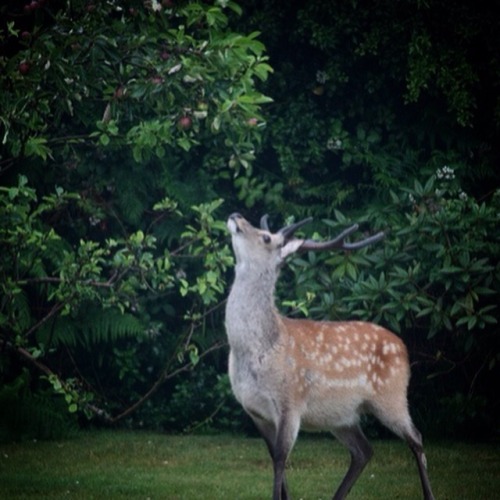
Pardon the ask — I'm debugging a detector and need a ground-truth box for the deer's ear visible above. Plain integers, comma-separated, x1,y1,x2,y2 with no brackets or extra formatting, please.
280,239,304,259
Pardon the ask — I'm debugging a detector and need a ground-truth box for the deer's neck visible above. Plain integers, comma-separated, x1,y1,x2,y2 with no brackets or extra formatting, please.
225,264,281,350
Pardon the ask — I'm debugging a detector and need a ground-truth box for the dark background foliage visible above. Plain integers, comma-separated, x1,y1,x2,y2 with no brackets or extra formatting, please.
1,0,498,441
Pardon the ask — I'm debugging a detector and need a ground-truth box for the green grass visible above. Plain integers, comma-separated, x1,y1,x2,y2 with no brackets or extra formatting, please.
0,431,498,499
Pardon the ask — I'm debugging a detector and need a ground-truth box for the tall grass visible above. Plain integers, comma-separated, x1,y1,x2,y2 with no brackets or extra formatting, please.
0,431,498,499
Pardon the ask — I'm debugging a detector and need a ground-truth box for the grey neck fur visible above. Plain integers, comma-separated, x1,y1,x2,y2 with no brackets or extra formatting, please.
226,260,281,350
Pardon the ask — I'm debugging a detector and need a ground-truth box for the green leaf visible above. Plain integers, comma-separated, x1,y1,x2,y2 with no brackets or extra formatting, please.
211,115,221,132
237,93,273,105
24,137,52,160
99,133,110,146
253,63,274,81
189,346,199,366
177,137,192,151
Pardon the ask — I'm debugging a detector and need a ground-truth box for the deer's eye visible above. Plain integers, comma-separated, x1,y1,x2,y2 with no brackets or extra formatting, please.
262,234,271,244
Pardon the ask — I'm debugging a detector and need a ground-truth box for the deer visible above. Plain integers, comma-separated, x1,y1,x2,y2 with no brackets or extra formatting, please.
225,212,435,500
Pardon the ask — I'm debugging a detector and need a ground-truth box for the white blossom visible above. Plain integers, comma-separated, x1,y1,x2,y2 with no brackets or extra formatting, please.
327,138,343,151
436,165,455,180
89,215,101,226
316,70,329,84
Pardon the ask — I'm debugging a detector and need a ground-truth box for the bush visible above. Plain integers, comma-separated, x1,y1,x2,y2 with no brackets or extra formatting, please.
285,170,499,435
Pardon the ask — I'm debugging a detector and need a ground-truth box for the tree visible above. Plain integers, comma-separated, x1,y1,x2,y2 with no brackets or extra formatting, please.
233,0,499,212
0,0,272,433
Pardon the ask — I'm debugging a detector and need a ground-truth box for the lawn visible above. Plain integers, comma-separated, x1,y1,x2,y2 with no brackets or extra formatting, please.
0,431,498,499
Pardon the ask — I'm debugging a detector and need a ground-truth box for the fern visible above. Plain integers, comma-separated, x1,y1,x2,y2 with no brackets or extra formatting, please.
37,303,144,348
84,306,144,345
113,164,152,225
8,290,32,335
0,373,78,442
0,393,78,442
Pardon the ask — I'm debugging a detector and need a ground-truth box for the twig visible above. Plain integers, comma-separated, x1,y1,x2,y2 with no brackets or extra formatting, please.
24,302,67,338
109,341,226,423
185,397,228,434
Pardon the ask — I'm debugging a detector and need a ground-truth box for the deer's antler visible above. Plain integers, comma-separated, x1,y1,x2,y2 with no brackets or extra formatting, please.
299,224,385,252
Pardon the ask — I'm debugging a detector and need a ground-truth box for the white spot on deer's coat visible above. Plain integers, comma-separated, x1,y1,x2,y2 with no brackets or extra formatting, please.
341,357,352,368
383,342,399,355
322,353,333,364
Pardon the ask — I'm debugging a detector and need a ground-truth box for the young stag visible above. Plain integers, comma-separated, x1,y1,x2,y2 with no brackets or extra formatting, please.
225,213,435,500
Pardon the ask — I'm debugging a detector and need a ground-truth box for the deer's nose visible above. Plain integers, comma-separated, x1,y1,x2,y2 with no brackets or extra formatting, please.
228,213,244,233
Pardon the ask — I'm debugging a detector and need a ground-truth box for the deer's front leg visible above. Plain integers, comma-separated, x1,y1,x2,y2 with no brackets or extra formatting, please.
253,412,300,500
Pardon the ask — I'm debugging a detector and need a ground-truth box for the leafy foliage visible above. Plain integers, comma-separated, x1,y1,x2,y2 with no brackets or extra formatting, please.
233,0,499,214
0,0,498,438
0,0,269,432
284,170,499,436
0,370,78,442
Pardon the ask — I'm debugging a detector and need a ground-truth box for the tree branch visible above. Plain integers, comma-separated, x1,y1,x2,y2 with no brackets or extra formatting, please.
24,301,67,338
21,270,120,288
109,340,226,423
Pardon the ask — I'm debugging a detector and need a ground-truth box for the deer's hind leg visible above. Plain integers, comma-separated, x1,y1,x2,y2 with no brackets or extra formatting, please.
370,396,435,500
331,425,373,500
404,424,435,500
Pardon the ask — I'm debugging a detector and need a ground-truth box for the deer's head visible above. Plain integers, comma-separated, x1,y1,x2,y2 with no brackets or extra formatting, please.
227,213,310,270
227,213,384,271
